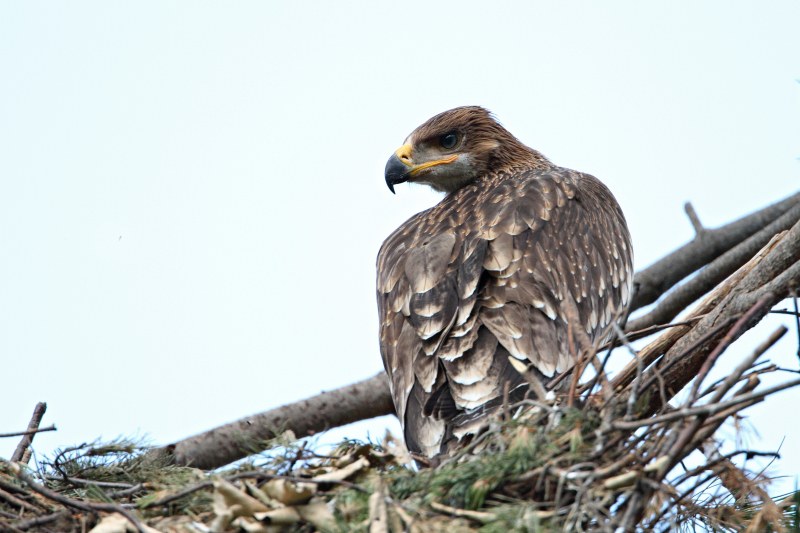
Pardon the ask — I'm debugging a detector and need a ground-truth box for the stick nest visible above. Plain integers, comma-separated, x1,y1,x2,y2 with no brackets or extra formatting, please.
2,323,799,533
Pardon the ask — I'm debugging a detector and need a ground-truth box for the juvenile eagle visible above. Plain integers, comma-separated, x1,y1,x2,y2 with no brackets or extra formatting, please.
377,107,633,458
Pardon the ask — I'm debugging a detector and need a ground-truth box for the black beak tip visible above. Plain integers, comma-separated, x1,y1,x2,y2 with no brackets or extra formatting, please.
385,155,409,194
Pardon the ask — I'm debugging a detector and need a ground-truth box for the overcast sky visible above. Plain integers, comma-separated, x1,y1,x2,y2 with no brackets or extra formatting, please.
1,1,798,493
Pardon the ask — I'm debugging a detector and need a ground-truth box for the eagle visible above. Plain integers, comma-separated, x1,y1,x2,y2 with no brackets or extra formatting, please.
376,106,633,459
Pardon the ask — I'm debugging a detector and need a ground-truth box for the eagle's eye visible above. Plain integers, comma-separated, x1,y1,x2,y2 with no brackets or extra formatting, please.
439,132,459,150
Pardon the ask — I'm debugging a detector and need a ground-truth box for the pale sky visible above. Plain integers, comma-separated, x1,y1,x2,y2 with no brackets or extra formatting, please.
1,1,799,494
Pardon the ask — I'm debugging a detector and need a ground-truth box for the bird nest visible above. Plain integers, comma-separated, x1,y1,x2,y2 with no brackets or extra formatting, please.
1,312,799,533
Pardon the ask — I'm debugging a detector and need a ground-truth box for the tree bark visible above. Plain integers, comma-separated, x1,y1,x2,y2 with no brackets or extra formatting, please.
10,402,47,464
626,200,800,331
145,373,393,470
645,221,800,412
628,190,799,312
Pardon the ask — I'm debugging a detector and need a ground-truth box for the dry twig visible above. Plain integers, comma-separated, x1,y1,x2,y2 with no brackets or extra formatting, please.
10,403,48,464
6,462,148,533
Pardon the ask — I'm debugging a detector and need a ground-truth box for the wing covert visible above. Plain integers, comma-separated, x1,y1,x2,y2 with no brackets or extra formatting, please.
377,167,633,457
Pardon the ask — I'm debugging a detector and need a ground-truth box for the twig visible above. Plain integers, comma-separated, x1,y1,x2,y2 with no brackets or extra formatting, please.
672,448,780,486
143,470,368,508
0,425,57,439
0,477,29,496
769,308,800,317
9,510,71,531
698,326,787,403
574,319,703,400
232,470,368,492
7,462,149,533
611,317,734,396
689,376,763,456
631,318,737,398
614,378,800,435
794,290,800,358
687,297,773,403
107,483,147,500
143,480,213,507
611,235,768,394
0,519,25,533
430,501,494,522
508,357,548,401
0,487,45,513
10,403,47,464
684,202,705,235
615,317,703,344
51,443,96,489
45,475,136,490
581,342,616,400
645,471,720,529
699,443,771,505
612,324,644,420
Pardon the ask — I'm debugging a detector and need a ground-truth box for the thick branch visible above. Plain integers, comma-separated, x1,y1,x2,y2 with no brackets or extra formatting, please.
637,220,800,415
629,191,799,312
609,233,780,393
627,201,800,331
145,372,393,469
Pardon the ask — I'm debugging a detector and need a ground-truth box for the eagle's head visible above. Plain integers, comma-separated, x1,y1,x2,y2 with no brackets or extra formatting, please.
385,106,551,194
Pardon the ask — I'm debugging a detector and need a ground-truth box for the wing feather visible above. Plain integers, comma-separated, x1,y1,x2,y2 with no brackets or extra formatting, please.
377,166,633,457
404,232,456,293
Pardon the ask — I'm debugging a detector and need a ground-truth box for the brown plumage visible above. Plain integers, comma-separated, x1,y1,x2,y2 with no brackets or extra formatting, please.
377,106,633,458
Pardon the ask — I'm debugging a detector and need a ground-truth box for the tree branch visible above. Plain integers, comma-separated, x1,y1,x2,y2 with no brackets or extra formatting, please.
629,190,799,312
633,220,800,415
683,202,705,235
0,425,56,439
145,372,393,469
10,403,47,464
6,462,149,533
143,192,799,471
626,200,800,331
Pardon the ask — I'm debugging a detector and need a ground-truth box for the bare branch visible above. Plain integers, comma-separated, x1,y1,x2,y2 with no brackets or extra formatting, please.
684,202,705,235
630,190,799,312
793,290,800,357
11,511,70,531
9,511,71,532
7,462,148,533
144,372,394,469
613,376,799,431
10,403,47,464
639,220,800,415
698,325,787,402
0,425,56,439
628,201,800,331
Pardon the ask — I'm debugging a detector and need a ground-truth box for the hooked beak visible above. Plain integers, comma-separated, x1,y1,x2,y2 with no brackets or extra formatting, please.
385,144,414,194
385,155,410,194
384,143,458,194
